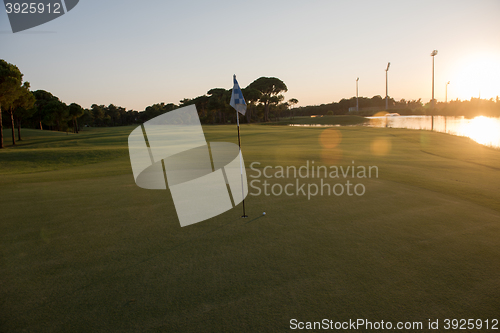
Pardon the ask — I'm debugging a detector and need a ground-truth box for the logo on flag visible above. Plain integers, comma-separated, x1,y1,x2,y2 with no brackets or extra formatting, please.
230,75,247,115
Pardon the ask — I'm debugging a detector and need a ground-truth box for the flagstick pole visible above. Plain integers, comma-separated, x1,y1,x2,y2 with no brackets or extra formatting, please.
236,111,247,218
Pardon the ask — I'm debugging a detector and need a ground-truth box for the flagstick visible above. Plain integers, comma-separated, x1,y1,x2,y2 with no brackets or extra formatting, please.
236,111,248,218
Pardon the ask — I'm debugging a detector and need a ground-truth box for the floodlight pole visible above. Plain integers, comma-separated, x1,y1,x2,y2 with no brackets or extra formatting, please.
356,78,359,111
445,81,450,103
431,50,438,108
385,62,390,110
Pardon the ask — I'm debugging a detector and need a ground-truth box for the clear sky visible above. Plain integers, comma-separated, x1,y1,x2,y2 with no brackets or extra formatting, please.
1,0,499,111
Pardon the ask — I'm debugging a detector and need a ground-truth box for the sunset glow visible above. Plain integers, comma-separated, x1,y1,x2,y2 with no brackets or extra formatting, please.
463,116,500,147
450,54,500,101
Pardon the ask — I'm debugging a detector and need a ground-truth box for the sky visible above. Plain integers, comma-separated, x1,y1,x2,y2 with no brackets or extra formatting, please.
1,0,500,111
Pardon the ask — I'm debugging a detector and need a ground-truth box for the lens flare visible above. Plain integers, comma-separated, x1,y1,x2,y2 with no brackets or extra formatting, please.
319,128,342,149
319,128,343,164
371,138,392,156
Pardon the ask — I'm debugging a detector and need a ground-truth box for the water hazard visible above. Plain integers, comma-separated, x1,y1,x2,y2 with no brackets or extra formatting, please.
366,116,500,149
290,116,500,149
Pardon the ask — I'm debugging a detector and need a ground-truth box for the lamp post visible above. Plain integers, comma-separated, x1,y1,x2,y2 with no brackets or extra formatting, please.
385,62,390,110
445,81,450,103
356,77,359,111
431,50,438,108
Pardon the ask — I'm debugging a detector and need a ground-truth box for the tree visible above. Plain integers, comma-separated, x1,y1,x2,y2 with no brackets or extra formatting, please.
287,98,299,119
105,104,121,127
271,95,285,121
0,60,23,148
124,109,140,125
241,87,262,123
370,95,385,107
116,106,127,126
79,108,94,127
142,102,176,122
32,90,59,130
192,95,209,121
179,98,193,107
11,82,35,142
44,100,69,131
68,103,84,133
91,104,106,126
207,88,231,124
247,77,288,122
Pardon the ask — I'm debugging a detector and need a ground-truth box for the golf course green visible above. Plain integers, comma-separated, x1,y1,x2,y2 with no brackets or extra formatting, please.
1,124,499,332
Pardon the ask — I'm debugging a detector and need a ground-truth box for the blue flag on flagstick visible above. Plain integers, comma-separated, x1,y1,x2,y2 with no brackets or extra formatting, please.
230,75,247,115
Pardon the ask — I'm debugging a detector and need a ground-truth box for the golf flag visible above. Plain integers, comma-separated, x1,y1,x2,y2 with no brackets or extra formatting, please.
230,74,248,217
230,75,247,115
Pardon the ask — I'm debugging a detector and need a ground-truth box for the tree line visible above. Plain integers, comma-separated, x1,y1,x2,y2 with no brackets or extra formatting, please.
293,95,500,118
0,59,300,148
0,60,35,148
146,77,297,124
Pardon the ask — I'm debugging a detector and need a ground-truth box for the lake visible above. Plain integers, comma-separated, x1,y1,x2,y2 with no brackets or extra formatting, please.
366,115,500,149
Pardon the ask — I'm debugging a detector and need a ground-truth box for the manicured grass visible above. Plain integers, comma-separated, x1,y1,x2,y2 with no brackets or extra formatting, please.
1,125,499,332
0,128,131,175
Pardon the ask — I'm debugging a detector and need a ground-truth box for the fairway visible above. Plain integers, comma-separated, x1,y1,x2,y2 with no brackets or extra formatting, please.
1,125,500,332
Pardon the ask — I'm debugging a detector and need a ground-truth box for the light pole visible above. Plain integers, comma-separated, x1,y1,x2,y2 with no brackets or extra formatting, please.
445,81,450,103
385,62,390,110
356,77,359,111
431,50,438,108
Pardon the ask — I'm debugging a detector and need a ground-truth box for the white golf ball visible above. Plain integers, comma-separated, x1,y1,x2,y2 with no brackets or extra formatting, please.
263,212,266,215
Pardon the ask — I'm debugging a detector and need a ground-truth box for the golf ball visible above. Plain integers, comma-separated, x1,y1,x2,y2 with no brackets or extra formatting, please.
263,212,266,215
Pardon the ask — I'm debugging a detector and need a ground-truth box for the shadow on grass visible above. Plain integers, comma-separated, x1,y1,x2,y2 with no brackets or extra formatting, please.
245,215,264,224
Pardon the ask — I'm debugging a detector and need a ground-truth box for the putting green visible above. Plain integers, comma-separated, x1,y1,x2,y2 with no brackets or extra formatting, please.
0,125,499,331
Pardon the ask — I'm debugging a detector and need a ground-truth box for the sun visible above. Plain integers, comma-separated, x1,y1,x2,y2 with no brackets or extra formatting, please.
449,53,500,101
